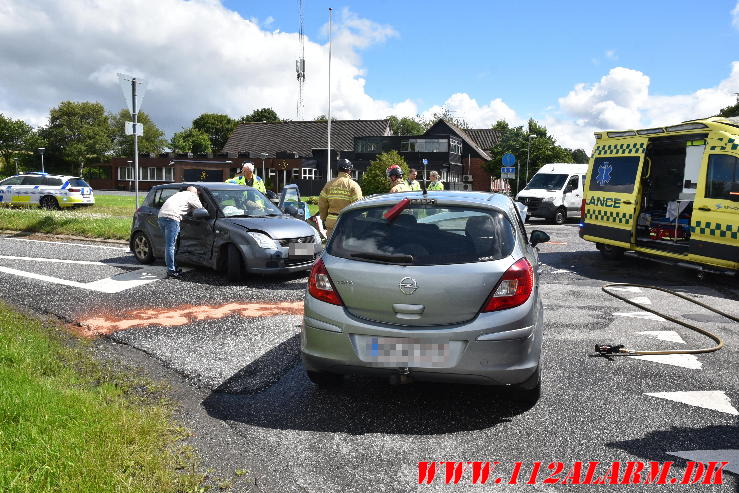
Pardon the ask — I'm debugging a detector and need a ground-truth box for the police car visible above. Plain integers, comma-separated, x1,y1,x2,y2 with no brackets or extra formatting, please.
0,172,95,209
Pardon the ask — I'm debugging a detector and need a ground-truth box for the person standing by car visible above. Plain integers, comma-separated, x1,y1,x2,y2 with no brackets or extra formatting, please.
428,170,444,191
319,159,362,237
387,165,411,193
407,168,421,191
226,162,266,193
157,186,203,278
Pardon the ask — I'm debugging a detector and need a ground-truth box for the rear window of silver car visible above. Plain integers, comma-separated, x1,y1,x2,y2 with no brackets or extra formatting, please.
328,204,515,266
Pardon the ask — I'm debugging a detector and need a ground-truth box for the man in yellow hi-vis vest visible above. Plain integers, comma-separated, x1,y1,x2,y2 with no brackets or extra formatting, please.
225,162,266,193
319,159,363,237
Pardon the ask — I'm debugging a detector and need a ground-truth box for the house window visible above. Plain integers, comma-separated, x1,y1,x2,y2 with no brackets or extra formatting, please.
291,169,300,179
450,138,462,155
301,168,317,180
164,167,174,181
352,170,362,180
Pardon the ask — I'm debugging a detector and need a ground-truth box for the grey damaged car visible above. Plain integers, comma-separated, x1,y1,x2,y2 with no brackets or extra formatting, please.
301,191,549,400
130,183,322,280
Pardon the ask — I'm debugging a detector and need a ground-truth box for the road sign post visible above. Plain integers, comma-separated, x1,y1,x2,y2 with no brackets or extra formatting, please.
117,73,147,208
501,153,517,194
421,158,428,186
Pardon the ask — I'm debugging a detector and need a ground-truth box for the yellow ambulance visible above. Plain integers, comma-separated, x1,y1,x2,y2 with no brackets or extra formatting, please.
580,117,738,275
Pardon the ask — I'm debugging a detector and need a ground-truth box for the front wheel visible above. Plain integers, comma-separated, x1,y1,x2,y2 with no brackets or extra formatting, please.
225,244,244,282
132,232,154,264
553,208,566,225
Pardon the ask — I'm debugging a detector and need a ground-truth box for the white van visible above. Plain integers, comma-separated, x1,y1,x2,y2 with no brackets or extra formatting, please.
515,163,588,224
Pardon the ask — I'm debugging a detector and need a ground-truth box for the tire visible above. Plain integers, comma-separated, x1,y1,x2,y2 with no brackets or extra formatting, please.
511,366,541,403
225,244,244,282
131,231,154,264
39,196,60,210
306,370,343,388
553,208,566,225
599,243,625,260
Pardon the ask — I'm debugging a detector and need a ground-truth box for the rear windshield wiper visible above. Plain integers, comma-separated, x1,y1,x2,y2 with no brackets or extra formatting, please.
349,252,414,264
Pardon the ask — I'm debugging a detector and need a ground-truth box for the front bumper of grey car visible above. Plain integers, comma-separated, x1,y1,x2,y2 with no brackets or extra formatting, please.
301,292,543,386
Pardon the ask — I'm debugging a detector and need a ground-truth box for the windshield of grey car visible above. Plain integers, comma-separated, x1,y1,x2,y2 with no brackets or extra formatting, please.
209,189,283,217
328,205,515,265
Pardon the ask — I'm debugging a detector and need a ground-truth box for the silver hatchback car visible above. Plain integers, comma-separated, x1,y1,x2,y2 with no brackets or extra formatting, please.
301,191,549,400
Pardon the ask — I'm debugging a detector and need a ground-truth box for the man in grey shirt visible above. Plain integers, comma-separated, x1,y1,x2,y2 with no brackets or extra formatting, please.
158,186,203,278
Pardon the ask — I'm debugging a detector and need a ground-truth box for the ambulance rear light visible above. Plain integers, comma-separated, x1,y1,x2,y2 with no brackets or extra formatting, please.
665,122,708,132
606,130,636,138
637,127,665,135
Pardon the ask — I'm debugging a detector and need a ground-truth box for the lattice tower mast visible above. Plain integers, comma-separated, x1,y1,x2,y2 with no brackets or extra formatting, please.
296,0,306,119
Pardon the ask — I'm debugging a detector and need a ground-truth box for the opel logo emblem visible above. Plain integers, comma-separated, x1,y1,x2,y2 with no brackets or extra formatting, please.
399,277,417,295
297,238,304,243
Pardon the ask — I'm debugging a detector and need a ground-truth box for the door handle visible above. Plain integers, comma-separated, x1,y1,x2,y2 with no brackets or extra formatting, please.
393,304,425,314
622,200,633,205
698,206,711,211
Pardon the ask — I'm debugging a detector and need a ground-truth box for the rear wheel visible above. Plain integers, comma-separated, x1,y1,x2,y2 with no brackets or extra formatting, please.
132,231,154,264
599,243,625,260
225,244,244,282
306,370,343,388
553,208,566,225
39,196,59,210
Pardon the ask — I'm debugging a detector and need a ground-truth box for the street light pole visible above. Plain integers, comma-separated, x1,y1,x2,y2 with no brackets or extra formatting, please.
259,152,268,186
38,147,45,173
14,157,19,174
525,135,536,185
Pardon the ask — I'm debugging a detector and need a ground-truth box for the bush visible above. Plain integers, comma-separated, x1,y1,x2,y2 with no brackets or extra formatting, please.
360,150,410,195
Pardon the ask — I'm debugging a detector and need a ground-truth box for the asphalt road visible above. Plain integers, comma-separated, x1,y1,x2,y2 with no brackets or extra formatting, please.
0,224,737,492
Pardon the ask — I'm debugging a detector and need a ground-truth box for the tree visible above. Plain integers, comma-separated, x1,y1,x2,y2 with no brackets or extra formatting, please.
40,101,113,175
718,101,739,118
420,107,469,130
0,114,44,175
481,119,574,194
387,115,424,136
312,114,336,122
238,107,281,124
170,127,212,154
360,150,410,195
571,148,590,164
110,109,168,157
192,113,237,152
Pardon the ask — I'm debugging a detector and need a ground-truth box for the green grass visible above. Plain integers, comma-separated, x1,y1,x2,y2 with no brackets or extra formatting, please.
0,208,131,240
0,304,205,492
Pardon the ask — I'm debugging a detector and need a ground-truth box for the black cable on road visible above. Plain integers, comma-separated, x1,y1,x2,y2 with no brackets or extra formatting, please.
594,283,738,356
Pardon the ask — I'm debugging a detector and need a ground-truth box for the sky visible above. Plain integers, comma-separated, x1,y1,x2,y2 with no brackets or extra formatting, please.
0,0,738,152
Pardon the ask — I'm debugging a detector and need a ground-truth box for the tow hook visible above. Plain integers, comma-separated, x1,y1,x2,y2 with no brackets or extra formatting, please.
389,367,412,385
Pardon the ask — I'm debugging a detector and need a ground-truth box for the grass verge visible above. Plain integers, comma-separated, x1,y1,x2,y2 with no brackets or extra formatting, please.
0,208,131,240
0,304,204,492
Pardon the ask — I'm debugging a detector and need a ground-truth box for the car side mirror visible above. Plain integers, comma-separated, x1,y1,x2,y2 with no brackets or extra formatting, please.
530,230,550,247
284,204,299,217
192,207,210,219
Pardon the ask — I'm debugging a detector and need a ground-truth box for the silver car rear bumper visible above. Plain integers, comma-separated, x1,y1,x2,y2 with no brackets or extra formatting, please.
301,294,543,386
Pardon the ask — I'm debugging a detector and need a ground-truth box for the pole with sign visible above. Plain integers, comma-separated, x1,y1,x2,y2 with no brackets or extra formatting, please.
501,153,516,193
421,158,428,185
117,73,147,208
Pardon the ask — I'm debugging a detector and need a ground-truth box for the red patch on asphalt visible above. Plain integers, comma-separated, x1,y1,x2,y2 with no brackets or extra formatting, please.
76,301,304,337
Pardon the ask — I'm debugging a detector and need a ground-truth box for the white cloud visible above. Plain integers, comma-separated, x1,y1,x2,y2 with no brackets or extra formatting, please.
421,93,521,128
733,1,739,29
545,63,739,151
0,0,414,137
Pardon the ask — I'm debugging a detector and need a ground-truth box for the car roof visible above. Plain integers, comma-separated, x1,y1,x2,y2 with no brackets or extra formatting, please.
152,182,257,191
347,190,514,212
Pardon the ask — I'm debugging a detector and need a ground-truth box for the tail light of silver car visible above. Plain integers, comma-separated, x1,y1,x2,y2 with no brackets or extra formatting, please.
308,258,343,305
481,258,533,312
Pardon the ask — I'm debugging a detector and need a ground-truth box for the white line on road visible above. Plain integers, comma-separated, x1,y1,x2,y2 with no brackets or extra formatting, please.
0,255,138,268
630,354,702,369
629,296,652,305
638,330,686,344
667,450,739,475
614,311,667,322
0,265,168,293
607,286,643,293
2,237,129,251
645,391,738,415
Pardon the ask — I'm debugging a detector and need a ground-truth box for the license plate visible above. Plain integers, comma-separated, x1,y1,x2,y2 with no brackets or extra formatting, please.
288,243,314,257
363,336,450,367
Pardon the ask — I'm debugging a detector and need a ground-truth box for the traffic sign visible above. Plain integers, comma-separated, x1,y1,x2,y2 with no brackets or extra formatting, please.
421,158,428,166
501,167,516,179
502,153,516,166
125,121,144,136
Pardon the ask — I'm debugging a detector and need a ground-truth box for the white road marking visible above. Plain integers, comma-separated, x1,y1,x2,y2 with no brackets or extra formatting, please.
607,286,643,293
2,237,129,251
629,296,652,305
551,269,571,274
638,330,686,344
667,450,739,475
614,311,666,322
630,354,702,369
0,254,137,268
645,391,738,415
0,265,170,293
